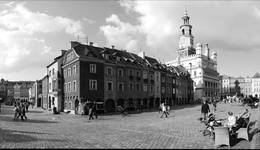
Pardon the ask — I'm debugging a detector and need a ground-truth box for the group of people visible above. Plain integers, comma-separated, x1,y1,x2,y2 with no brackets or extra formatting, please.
13,101,30,121
201,99,251,138
159,103,170,118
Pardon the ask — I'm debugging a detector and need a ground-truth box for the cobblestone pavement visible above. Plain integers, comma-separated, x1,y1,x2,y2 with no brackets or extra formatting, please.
0,102,259,149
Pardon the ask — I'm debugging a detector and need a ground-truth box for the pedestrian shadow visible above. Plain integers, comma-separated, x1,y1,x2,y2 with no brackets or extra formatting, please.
27,110,44,113
0,115,58,124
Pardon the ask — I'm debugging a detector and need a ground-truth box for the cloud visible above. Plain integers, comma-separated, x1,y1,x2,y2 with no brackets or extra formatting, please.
101,0,260,63
0,2,86,73
83,17,96,24
100,1,180,60
100,13,146,52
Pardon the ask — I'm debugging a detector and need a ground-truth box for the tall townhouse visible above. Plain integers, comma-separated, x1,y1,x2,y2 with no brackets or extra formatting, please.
63,42,104,114
46,50,66,112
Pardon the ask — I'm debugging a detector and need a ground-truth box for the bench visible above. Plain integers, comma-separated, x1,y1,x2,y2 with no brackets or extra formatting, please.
214,127,230,148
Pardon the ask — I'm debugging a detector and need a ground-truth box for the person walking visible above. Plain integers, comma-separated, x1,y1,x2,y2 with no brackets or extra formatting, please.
21,103,27,121
92,102,98,119
160,103,168,118
13,105,19,120
212,99,217,113
88,106,94,120
201,100,210,122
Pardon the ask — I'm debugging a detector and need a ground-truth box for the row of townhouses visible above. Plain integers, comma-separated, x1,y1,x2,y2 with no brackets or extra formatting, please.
220,73,260,99
32,41,194,114
0,79,34,104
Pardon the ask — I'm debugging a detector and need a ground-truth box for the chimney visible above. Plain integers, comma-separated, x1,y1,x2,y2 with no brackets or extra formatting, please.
70,41,79,48
61,50,67,55
89,42,93,46
111,45,115,49
138,51,145,59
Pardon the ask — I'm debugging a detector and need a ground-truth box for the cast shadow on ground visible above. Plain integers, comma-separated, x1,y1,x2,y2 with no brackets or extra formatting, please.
27,110,44,113
0,115,58,124
0,128,64,144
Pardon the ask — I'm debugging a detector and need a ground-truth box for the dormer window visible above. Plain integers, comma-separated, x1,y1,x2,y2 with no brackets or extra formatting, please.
116,56,121,61
103,53,109,60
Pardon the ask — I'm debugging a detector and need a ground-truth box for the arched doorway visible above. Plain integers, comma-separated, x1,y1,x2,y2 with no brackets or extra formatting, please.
105,99,115,113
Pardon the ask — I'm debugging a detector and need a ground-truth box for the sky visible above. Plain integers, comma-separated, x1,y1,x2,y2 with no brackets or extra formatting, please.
0,0,260,81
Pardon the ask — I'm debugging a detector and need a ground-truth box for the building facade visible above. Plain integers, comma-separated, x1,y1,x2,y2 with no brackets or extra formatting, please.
46,51,66,112
166,11,219,101
61,41,194,114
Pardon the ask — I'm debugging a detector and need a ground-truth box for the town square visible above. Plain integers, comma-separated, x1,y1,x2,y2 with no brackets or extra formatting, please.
1,0,260,149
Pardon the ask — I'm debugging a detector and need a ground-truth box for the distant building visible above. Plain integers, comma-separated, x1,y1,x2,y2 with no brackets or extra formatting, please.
252,73,260,98
219,73,260,99
29,80,43,107
166,11,219,101
41,75,49,110
0,79,7,103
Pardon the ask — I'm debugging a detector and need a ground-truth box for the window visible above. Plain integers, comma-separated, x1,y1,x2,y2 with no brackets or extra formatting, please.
89,80,97,90
118,82,124,91
173,88,175,94
64,69,67,78
90,64,96,73
157,75,159,81
52,68,55,75
73,81,76,91
129,69,133,76
107,81,113,91
162,77,165,83
118,69,123,77
107,67,112,76
143,84,147,92
150,86,153,93
68,68,71,77
52,80,56,90
136,84,140,91
194,71,196,76
172,79,176,84
136,71,140,77
49,70,51,76
68,82,71,92
64,83,67,92
162,87,165,93
49,83,52,91
129,83,133,91
143,71,148,79
73,65,76,75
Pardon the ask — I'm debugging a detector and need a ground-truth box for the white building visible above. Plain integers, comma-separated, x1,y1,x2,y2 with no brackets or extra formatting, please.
252,73,260,98
166,11,220,100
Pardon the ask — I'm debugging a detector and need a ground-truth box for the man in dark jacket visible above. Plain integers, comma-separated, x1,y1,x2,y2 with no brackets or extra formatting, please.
201,100,210,122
